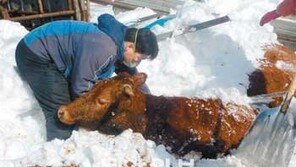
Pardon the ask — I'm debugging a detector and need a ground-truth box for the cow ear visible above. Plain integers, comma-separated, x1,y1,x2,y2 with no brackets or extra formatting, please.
123,84,134,97
133,73,147,86
117,72,131,77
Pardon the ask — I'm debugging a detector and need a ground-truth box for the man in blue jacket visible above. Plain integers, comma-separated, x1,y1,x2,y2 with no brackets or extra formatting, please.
15,14,159,141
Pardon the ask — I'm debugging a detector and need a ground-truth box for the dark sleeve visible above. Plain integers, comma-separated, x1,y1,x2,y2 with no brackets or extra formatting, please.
70,35,117,99
115,61,151,94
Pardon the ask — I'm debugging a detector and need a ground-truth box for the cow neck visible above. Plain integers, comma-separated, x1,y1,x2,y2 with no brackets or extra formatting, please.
143,94,178,144
144,94,173,121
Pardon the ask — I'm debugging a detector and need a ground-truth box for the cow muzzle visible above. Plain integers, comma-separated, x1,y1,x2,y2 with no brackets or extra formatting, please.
57,106,76,125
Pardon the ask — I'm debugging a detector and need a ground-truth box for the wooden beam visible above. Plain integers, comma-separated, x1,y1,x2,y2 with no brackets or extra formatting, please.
90,0,184,14
78,0,84,20
0,0,9,19
37,0,44,13
68,0,73,10
86,0,90,21
77,0,89,21
67,0,74,19
0,6,10,19
9,10,75,21
73,0,81,20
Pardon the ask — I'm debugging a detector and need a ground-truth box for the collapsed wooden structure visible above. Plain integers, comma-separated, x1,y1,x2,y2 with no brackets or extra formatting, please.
91,0,184,14
272,16,296,51
0,0,90,29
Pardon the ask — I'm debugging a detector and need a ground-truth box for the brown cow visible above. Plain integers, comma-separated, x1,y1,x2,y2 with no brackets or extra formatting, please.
58,73,257,158
248,45,296,107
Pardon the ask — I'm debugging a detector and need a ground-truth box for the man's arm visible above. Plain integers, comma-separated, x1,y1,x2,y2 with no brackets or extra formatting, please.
277,0,296,17
260,0,296,26
70,35,117,99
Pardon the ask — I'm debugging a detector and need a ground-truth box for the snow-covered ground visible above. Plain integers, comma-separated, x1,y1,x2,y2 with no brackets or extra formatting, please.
0,0,295,166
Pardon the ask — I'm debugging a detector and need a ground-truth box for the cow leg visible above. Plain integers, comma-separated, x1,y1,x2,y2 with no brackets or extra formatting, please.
15,40,77,141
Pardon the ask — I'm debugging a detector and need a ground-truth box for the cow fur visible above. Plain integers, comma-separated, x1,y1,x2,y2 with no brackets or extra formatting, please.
248,45,296,107
58,73,257,158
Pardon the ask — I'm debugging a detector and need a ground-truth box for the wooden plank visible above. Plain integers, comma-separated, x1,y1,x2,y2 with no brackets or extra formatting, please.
78,0,84,20
9,10,75,21
81,0,90,21
272,16,296,51
73,0,81,20
0,0,9,19
118,0,183,9
86,0,90,21
37,0,44,13
0,6,10,19
67,0,74,19
90,0,184,14
157,16,231,41
120,1,179,12
68,0,73,10
74,0,90,21
127,13,162,27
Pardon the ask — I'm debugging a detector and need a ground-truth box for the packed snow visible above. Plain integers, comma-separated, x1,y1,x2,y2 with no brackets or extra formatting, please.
0,0,295,166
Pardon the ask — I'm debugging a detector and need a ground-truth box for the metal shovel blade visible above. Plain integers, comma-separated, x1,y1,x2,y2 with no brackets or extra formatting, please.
233,75,296,167
156,15,231,41
233,107,296,167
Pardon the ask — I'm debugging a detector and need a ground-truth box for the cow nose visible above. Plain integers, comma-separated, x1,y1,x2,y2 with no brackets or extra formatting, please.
58,107,65,119
57,107,75,125
58,110,64,116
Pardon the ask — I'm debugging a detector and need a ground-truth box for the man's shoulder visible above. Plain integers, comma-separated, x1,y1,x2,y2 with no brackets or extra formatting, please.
24,20,102,45
29,20,101,36
45,20,101,34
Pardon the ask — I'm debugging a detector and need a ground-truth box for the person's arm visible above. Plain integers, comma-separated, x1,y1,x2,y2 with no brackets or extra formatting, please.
115,61,151,94
260,0,296,26
259,10,280,26
70,35,117,99
277,0,296,16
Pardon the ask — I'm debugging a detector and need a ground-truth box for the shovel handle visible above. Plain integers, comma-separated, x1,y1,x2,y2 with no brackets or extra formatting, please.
280,74,296,113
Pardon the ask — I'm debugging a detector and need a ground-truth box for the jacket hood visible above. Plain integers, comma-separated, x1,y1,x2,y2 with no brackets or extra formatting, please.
97,14,127,60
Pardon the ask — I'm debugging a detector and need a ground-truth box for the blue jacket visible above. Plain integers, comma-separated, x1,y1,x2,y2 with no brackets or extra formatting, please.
23,14,134,98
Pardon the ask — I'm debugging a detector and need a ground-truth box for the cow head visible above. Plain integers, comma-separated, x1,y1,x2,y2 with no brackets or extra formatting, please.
57,72,147,129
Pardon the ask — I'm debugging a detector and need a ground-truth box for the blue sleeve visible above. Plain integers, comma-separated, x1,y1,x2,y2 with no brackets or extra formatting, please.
70,34,117,99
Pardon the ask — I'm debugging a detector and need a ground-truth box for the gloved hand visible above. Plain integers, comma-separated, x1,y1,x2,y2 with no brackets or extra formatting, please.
260,10,280,26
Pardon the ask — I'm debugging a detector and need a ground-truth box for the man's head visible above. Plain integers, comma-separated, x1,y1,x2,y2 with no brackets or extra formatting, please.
123,28,159,68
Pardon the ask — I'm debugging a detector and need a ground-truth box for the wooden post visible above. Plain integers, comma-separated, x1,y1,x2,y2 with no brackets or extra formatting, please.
78,0,84,20
0,0,9,19
0,6,9,19
68,0,73,10
85,0,90,21
37,0,44,13
76,0,90,21
73,0,81,20
82,0,88,21
67,0,74,19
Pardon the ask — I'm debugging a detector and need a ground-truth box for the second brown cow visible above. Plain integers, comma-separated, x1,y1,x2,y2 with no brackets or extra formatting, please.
58,73,257,158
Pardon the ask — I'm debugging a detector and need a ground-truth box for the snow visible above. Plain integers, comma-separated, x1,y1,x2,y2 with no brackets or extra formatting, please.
0,0,295,166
